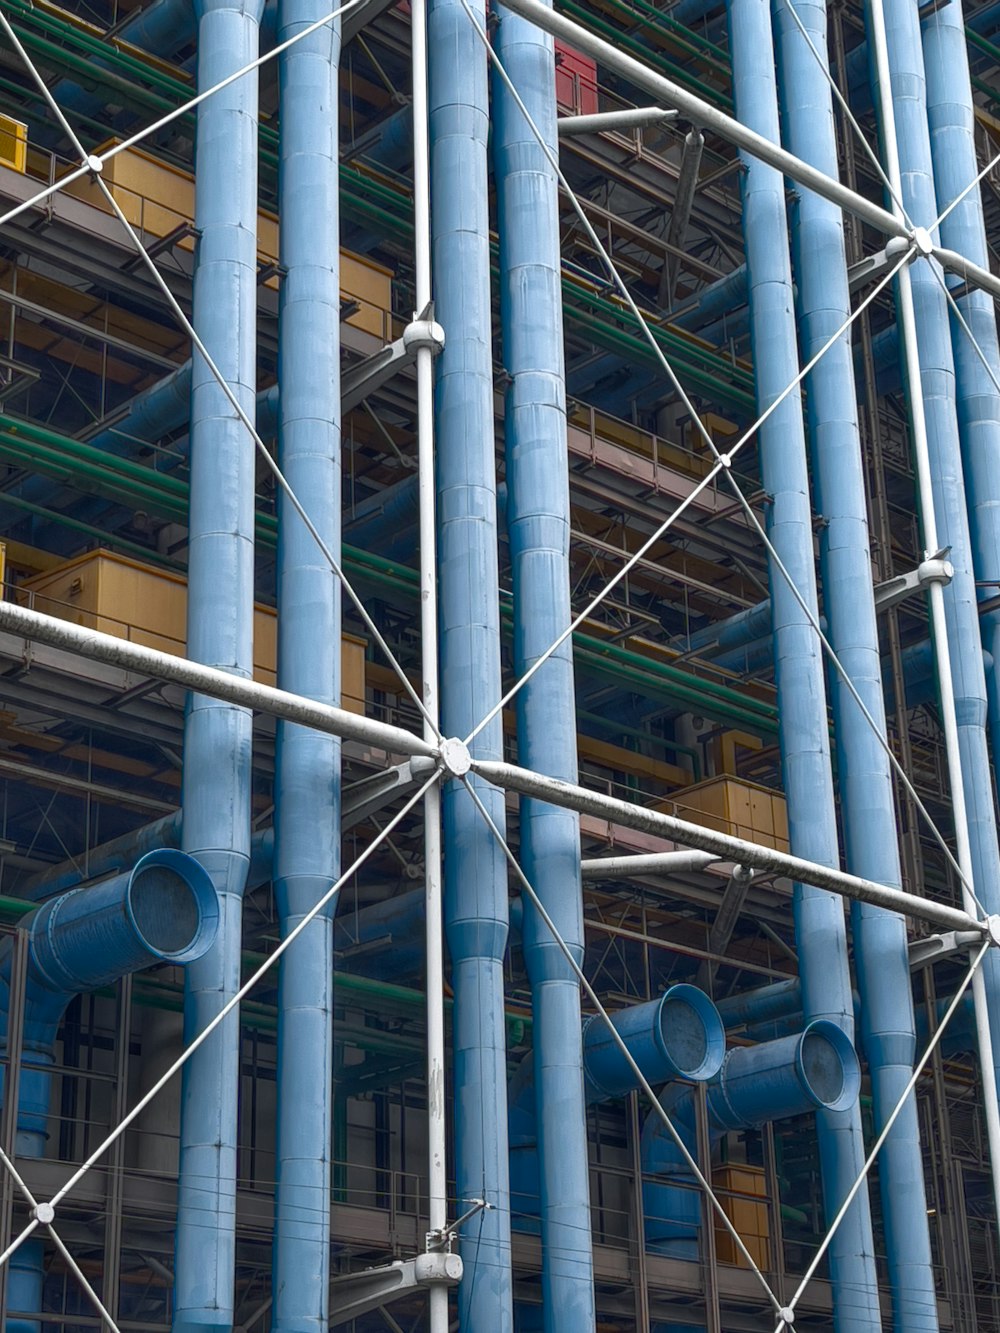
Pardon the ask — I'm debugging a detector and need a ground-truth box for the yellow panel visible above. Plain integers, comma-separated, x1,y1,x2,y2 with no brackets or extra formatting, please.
0,116,27,174
22,550,366,713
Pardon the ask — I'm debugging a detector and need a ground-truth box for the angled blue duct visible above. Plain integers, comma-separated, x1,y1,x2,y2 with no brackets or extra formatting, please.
0,852,219,1332
428,0,514,1321
268,0,342,1326
509,986,726,1234
172,0,263,1326
642,1021,859,1262
492,2,594,1325
923,2,1000,830
672,265,748,330
727,0,880,1322
773,0,938,1321
868,0,1000,1089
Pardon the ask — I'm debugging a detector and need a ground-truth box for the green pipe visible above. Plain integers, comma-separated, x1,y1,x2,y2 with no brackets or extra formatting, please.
577,708,704,779
555,0,733,109
0,417,777,729
0,491,182,569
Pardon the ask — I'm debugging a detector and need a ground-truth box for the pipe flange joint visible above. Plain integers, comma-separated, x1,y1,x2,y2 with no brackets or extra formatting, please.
986,915,1000,948
439,737,472,778
32,1202,55,1224
910,226,934,258
403,319,446,356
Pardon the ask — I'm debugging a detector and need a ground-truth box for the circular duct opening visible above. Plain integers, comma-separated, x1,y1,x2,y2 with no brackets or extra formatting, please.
797,1019,861,1113
126,850,219,962
657,984,726,1081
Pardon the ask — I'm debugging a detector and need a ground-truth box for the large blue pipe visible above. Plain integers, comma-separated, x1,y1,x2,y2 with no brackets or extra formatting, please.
269,0,341,1326
428,0,514,1321
0,852,218,1332
868,0,1000,1086
642,1021,860,1262
923,3,1000,845
773,1,938,1323
727,0,881,1322
492,4,594,1326
172,0,262,1326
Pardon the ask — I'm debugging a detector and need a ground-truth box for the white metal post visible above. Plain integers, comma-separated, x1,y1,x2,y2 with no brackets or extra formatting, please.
865,0,1000,1231
411,1,450,1326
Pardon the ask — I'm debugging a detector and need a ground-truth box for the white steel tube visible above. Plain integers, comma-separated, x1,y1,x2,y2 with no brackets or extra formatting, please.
0,601,435,759
473,759,990,934
496,0,1000,304
866,0,1000,1237
556,107,677,135
580,850,720,878
411,0,450,1324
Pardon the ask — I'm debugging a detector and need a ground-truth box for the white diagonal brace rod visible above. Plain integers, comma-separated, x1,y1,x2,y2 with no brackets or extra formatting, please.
496,0,1000,303
0,602,435,760
473,759,990,935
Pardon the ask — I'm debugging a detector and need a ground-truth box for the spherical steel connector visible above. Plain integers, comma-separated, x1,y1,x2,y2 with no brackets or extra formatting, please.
403,318,446,356
911,226,934,257
33,1202,55,1224
439,737,472,778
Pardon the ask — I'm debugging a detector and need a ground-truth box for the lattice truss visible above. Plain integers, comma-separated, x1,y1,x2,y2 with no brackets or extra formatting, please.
0,0,997,1328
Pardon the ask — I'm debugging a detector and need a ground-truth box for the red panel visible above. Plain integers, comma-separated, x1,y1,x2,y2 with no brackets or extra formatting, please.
554,39,598,116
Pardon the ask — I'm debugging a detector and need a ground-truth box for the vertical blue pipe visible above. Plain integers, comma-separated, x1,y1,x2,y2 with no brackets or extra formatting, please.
269,0,341,1328
491,9,595,1330
427,0,514,1323
772,2,938,1325
726,0,881,1324
173,1,261,1327
867,0,1000,1084
923,3,1000,882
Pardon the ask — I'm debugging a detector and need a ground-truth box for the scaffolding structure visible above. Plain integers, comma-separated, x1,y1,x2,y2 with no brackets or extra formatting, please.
0,0,996,1327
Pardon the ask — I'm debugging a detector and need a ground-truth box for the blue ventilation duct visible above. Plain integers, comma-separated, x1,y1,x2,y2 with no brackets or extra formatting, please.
172,0,263,1326
923,2,1000,830
0,852,219,1332
868,0,1000,1088
509,986,726,1233
492,3,594,1325
428,0,514,1320
727,0,880,1322
268,0,342,1326
773,0,939,1321
642,1021,859,1261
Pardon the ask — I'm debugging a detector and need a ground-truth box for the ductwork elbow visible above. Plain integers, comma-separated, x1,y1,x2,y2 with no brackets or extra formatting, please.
1,850,219,1137
583,984,726,1100
642,1021,860,1258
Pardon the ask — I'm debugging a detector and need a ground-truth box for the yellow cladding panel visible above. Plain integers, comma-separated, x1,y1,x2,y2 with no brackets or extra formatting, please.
674,775,789,852
0,116,27,174
713,1165,770,1269
21,550,366,713
61,142,391,337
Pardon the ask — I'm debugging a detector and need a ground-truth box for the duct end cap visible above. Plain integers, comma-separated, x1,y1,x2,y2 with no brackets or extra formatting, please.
439,737,471,778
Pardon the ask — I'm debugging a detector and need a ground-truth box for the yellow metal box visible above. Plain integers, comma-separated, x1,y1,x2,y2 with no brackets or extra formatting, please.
20,550,365,713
